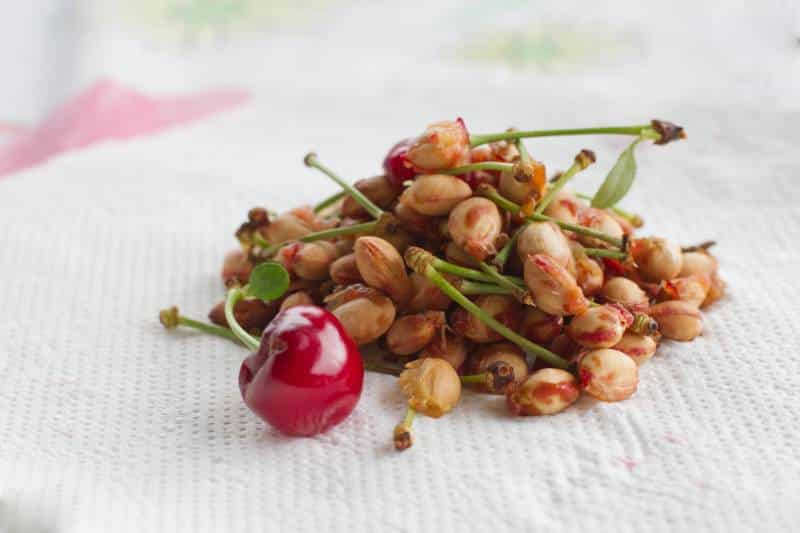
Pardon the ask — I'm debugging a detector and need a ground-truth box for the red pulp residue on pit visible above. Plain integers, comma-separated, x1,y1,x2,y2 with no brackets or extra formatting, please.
532,381,579,405
579,368,593,388
607,303,634,327
603,259,627,277
577,328,618,345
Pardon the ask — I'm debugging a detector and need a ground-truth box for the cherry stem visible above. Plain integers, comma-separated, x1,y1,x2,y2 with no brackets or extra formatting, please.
516,137,532,165
429,267,567,368
463,362,516,393
224,288,261,352
459,373,487,385
575,192,643,227
470,124,653,148
159,306,243,345
583,247,628,260
495,150,595,268
394,406,415,451
304,153,383,219
477,261,532,304
363,360,403,376
252,232,270,249
493,228,521,269
459,280,514,296
402,406,416,427
536,150,594,215
407,249,568,369
631,313,659,335
438,161,512,175
478,185,624,248
261,220,378,257
313,190,346,214
430,256,524,287
681,240,716,253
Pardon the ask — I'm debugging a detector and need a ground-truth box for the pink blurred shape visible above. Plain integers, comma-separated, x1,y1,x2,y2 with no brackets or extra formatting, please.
616,456,638,471
0,79,250,177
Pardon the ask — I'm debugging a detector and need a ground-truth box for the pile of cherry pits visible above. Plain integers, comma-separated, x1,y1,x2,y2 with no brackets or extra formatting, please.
161,117,724,450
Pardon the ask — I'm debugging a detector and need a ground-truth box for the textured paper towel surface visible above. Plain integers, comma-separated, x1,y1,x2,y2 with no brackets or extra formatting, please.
1,112,798,533
1,2,800,532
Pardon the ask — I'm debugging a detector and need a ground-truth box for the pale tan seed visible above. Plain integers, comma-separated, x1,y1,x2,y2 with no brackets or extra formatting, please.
354,236,412,305
386,311,446,355
448,197,503,261
579,349,639,402
648,301,703,341
523,253,589,316
631,237,683,282
398,358,462,417
516,221,573,269
506,369,580,416
399,174,473,216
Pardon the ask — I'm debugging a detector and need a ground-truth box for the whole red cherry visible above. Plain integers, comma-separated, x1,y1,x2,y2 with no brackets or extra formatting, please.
383,137,417,187
239,305,364,436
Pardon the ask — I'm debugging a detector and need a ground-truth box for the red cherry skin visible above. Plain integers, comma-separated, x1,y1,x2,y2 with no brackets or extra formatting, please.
383,137,417,187
238,305,364,436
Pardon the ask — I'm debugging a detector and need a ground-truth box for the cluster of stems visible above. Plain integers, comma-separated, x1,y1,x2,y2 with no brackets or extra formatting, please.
253,153,390,257
304,153,384,219
576,192,643,227
494,149,596,268
404,246,569,370
478,184,626,249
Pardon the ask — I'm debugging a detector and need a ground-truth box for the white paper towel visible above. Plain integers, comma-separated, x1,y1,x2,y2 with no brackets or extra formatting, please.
1,1,799,531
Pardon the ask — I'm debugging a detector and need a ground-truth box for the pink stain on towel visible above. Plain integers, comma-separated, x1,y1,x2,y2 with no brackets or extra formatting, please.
0,79,250,177
0,121,29,137
615,456,639,471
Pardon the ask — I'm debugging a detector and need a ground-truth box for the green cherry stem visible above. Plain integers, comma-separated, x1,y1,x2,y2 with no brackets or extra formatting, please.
681,240,716,253
438,161,513,175
583,247,628,260
405,247,568,369
363,360,403,376
535,149,595,215
252,232,270,249
575,192,644,227
394,406,416,451
478,185,624,248
459,374,485,385
492,229,520,268
261,220,379,257
516,136,532,165
304,153,383,219
495,149,596,269
224,288,261,351
478,262,532,303
460,363,515,393
159,306,243,345
430,267,567,368
429,256,525,287
402,406,416,427
313,190,346,214
459,280,514,296
470,124,653,148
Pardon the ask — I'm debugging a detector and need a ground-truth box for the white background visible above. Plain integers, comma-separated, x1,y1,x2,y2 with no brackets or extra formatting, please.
1,1,799,531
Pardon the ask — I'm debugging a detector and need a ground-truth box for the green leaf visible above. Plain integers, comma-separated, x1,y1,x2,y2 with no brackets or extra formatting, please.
247,262,290,302
591,139,639,209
